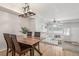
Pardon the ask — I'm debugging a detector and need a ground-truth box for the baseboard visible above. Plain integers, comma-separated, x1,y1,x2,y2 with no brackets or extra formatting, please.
0,49,6,52
41,41,58,46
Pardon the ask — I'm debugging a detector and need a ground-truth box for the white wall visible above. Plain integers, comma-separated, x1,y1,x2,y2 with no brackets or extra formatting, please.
70,22,79,42
63,21,79,43
0,10,20,50
1,3,79,32
0,10,36,50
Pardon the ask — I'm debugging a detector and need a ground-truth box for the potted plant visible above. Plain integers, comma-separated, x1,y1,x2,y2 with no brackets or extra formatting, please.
20,27,29,38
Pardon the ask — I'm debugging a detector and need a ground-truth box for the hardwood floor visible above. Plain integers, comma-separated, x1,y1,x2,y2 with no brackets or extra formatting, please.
0,42,79,56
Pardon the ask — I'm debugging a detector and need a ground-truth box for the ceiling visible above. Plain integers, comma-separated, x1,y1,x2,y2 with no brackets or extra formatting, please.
0,3,79,22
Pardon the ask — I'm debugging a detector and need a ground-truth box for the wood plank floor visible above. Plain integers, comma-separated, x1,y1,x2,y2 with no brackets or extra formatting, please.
0,42,79,56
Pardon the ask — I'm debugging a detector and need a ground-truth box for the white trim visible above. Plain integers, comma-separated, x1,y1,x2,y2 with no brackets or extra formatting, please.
0,49,6,52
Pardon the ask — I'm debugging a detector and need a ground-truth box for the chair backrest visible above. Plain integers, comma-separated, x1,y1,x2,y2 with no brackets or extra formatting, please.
27,32,32,37
11,34,21,52
34,32,40,37
3,33,14,50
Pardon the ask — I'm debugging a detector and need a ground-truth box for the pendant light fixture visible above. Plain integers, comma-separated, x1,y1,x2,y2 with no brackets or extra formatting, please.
19,3,36,18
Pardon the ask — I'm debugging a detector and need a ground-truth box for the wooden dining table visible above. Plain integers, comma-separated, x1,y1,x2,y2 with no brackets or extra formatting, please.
17,36,42,56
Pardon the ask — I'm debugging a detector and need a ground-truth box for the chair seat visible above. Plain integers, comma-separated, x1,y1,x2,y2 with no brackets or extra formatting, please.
16,43,32,54
19,43,31,50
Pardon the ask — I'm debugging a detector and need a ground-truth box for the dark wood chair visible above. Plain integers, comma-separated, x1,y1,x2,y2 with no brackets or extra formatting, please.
11,34,32,56
34,32,40,39
27,32,32,38
3,33,15,56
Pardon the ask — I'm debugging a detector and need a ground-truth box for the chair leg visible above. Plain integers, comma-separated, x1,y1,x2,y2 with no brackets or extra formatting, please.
12,51,13,56
30,48,31,56
6,48,8,56
12,50,15,56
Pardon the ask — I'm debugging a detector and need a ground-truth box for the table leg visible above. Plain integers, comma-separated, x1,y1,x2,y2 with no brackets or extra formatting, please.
38,42,40,51
30,47,34,56
34,47,42,56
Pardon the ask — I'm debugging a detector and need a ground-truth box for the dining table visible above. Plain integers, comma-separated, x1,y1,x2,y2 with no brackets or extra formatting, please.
17,36,42,56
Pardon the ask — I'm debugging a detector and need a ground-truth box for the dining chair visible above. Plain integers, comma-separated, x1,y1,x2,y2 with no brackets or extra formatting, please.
11,34,32,56
34,32,40,39
27,32,32,38
3,33,15,56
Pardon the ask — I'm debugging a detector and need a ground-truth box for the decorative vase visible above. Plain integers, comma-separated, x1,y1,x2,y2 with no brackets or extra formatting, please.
23,34,27,38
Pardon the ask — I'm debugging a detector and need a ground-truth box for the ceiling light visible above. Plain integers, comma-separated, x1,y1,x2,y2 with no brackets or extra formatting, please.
19,3,36,18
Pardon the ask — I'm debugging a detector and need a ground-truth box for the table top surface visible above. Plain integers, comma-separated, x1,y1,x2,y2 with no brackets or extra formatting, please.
17,36,40,46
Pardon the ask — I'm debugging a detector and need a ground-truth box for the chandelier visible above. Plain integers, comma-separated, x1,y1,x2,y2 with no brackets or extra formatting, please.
45,18,63,29
45,18,58,28
19,3,36,18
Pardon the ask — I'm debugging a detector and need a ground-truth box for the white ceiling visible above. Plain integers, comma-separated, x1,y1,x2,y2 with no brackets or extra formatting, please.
0,3,79,21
